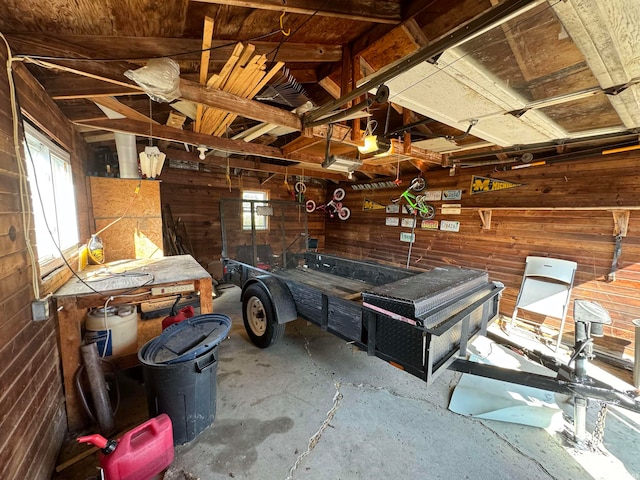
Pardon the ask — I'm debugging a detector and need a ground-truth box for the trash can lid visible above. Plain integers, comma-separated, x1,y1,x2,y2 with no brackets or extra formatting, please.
140,313,232,365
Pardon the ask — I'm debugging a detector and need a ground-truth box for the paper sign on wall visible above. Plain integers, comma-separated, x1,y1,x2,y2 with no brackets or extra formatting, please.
400,232,415,243
386,217,399,226
440,220,460,232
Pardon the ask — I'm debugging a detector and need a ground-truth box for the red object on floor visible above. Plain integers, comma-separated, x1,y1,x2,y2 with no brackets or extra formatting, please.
78,414,174,480
162,305,195,331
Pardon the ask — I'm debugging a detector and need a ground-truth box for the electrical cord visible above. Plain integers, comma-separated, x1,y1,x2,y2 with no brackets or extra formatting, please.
1,32,40,300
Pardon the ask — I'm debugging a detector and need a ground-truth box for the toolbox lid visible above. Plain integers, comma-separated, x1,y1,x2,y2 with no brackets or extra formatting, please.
140,314,232,365
362,267,488,319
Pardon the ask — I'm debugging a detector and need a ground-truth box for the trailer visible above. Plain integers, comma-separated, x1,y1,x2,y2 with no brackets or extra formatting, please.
221,197,501,385
219,197,640,438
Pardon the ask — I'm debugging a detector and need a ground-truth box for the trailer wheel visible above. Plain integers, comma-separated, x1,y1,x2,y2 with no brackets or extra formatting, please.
242,284,285,348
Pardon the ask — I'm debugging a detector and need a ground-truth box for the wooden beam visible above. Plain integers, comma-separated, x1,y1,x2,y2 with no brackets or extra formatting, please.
27,58,302,131
318,77,341,99
195,17,215,133
89,96,159,124
163,148,346,181
6,34,342,64
282,136,323,156
179,78,302,131
191,0,401,24
74,117,388,177
74,118,285,159
341,44,352,109
40,77,142,100
12,34,302,131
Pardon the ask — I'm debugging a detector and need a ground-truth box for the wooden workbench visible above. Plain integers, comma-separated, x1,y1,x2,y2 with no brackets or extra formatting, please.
53,255,213,431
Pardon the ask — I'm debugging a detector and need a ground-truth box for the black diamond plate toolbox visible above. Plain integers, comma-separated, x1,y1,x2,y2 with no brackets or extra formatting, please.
362,267,489,321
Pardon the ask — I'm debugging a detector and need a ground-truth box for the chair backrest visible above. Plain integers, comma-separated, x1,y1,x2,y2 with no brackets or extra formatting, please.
523,256,577,285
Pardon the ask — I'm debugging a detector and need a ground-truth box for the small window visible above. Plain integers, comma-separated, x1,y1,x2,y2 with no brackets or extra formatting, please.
24,123,79,274
242,190,269,231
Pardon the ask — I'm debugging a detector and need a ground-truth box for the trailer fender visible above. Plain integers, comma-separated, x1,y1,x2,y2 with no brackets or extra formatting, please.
244,276,298,324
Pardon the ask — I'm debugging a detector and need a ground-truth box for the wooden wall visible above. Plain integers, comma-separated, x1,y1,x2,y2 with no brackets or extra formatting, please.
325,155,640,360
0,56,90,478
159,166,326,272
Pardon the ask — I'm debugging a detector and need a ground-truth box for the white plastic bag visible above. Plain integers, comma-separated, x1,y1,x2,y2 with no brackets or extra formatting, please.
124,58,181,103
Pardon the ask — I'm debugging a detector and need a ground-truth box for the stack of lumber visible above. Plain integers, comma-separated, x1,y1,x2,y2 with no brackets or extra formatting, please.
195,42,284,136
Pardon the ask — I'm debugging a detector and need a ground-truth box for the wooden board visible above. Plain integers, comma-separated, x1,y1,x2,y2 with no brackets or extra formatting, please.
89,177,163,263
54,254,210,297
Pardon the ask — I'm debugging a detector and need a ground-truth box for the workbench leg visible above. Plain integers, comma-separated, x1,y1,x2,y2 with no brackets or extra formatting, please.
57,297,88,431
198,278,213,314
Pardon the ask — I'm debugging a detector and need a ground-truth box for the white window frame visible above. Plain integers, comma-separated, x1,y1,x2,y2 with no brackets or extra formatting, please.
23,123,79,275
242,190,269,231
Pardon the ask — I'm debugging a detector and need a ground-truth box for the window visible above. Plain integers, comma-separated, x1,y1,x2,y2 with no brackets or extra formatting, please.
24,123,79,273
242,190,269,231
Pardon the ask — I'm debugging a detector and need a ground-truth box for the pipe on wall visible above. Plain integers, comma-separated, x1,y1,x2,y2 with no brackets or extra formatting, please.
94,103,139,179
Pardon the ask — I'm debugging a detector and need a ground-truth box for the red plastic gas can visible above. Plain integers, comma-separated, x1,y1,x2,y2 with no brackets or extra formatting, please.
79,414,174,480
162,305,195,331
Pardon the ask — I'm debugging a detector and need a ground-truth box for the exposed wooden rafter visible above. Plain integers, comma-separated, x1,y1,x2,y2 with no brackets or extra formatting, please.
191,0,402,24
73,117,392,177
5,34,342,65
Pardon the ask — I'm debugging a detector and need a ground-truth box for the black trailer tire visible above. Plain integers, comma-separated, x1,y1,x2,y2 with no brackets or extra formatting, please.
242,284,285,348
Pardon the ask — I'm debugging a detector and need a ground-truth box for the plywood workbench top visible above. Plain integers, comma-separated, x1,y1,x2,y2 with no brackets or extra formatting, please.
54,254,210,297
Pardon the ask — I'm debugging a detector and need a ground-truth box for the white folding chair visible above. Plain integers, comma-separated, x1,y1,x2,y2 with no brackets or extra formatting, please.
510,256,577,351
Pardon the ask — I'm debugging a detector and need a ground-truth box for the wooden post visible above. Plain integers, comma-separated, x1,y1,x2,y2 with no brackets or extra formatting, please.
56,297,89,430
198,278,214,314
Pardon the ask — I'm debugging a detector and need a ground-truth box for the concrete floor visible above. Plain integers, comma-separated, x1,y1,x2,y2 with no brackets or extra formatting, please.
162,285,640,480
55,284,640,480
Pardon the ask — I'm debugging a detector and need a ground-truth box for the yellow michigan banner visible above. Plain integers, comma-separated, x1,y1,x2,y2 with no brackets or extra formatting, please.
470,175,522,194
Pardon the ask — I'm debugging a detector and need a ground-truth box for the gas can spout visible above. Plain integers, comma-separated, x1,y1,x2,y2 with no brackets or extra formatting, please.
77,434,117,454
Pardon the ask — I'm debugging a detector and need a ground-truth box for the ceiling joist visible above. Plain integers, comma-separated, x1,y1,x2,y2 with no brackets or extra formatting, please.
191,0,401,24
6,34,342,65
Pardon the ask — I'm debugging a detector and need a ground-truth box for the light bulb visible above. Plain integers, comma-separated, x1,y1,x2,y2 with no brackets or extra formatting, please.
197,145,207,160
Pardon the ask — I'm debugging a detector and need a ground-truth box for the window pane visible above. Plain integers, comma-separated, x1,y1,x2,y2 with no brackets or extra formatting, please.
242,190,269,231
25,139,58,262
24,125,79,270
51,153,79,250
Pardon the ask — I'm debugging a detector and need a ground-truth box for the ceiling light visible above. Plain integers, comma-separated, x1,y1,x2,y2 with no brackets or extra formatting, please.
358,135,379,154
322,155,362,173
197,145,208,160
139,146,166,179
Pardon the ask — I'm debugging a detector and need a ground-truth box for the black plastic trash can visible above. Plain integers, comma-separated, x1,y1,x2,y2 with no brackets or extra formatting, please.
138,313,231,445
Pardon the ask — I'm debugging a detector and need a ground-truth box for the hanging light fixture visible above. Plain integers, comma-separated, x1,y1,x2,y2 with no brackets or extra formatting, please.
358,119,379,154
139,99,166,179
